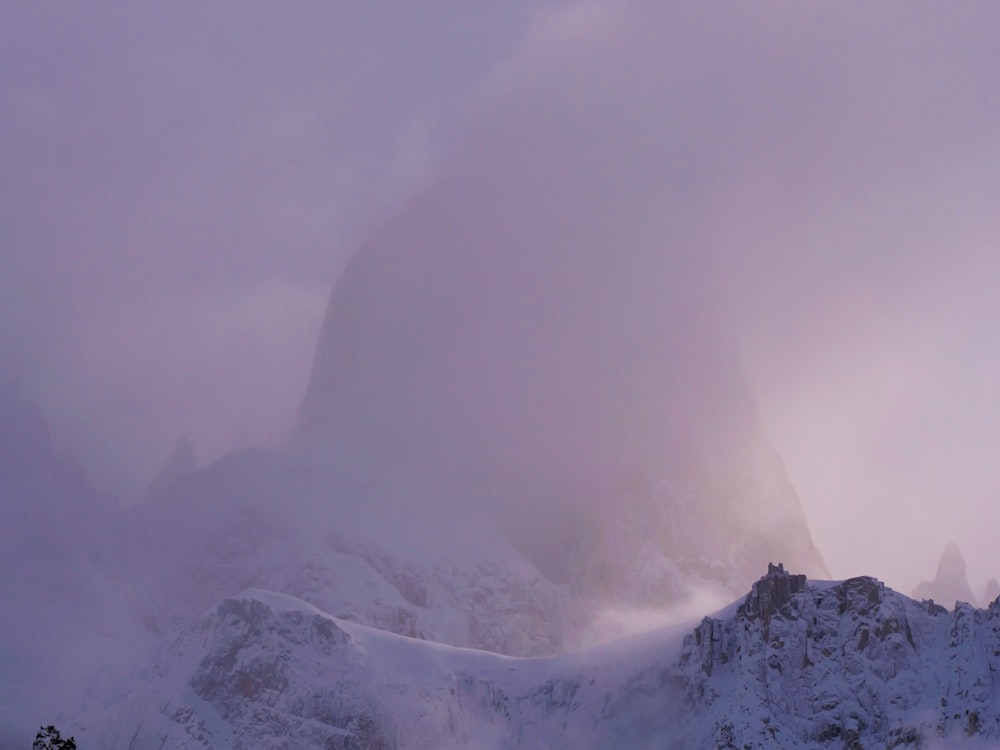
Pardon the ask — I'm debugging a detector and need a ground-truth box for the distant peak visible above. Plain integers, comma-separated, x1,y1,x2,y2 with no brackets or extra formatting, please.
914,542,975,607
937,541,967,575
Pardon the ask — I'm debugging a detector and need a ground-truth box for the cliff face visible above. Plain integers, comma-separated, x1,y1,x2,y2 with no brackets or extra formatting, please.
292,172,826,595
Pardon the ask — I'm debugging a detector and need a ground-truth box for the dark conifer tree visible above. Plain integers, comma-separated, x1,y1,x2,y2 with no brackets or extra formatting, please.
32,725,76,750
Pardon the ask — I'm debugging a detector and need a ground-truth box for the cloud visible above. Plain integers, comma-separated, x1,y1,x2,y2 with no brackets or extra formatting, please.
3,0,1000,594
408,0,1000,592
0,1,541,492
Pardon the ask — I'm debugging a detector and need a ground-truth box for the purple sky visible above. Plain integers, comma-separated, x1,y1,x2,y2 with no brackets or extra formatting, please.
4,1,1000,594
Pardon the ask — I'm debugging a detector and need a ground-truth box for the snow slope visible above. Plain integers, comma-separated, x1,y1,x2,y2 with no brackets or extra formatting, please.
95,587,692,750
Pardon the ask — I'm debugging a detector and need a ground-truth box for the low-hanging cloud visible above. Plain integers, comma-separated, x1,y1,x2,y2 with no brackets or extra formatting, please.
3,0,1000,594
0,0,542,492
300,0,1000,593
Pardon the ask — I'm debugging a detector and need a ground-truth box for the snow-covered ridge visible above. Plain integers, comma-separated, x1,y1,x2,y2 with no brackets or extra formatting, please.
96,566,1000,749
676,564,1000,748
97,587,692,750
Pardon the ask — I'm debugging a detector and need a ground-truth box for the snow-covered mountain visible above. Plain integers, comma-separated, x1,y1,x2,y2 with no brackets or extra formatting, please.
92,565,1000,749
95,588,690,750
12,386,999,750
127,448,575,656
1,392,718,745
5,403,998,750
8,364,998,750
675,564,1000,748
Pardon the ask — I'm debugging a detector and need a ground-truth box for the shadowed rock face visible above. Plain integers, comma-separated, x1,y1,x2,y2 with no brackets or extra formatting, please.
293,167,826,594
739,562,807,624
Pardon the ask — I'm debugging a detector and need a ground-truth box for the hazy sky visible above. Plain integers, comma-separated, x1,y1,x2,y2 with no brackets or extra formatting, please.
1,1,543,486
3,1,1000,595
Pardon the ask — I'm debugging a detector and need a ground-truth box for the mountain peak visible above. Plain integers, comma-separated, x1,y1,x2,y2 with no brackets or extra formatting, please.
913,541,976,608
937,540,967,578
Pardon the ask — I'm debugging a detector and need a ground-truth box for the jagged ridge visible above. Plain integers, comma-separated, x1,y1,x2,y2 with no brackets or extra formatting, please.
678,565,1000,748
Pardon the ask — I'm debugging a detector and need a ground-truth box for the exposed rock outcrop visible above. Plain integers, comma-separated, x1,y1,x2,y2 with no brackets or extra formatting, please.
738,562,807,623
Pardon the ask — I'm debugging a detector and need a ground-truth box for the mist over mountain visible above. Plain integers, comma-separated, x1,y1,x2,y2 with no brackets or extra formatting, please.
913,542,978,609
291,3,865,592
293,162,826,594
6,2,1000,749
0,386,151,747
